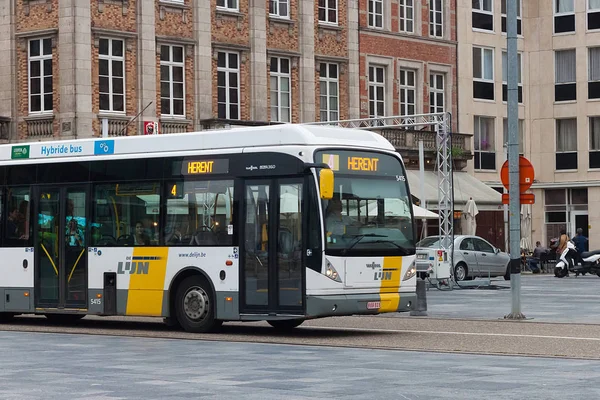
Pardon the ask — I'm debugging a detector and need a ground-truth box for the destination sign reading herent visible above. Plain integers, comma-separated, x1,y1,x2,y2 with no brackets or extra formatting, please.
316,150,401,177
181,159,229,175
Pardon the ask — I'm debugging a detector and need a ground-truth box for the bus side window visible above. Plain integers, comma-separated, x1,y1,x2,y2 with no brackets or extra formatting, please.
93,183,161,247
4,187,32,247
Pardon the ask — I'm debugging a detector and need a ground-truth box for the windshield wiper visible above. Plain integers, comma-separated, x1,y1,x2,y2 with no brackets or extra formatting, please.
370,240,414,255
341,233,387,255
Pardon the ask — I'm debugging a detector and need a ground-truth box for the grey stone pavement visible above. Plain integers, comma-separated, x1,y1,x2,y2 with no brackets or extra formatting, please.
2,330,600,400
5,274,600,399
396,273,600,323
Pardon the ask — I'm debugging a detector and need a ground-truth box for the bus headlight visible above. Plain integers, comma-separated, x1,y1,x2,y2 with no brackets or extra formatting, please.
402,261,416,281
325,259,342,283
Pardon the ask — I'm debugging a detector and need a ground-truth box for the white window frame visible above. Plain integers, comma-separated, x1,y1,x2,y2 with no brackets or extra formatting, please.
555,49,576,85
269,0,289,18
589,0,600,31
217,0,238,12
319,62,339,122
502,51,523,95
369,0,384,29
318,0,338,24
502,118,525,154
27,37,53,115
473,0,493,12
368,65,386,118
501,0,522,34
474,115,496,170
429,0,443,38
269,57,291,123
160,45,186,118
429,72,444,114
217,51,240,120
554,0,574,16
556,118,578,153
589,47,600,82
589,116,600,150
473,46,494,83
399,69,416,116
399,0,414,33
98,38,125,113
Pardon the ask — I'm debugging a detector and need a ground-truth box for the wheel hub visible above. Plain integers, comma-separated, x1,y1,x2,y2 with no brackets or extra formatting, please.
183,287,208,321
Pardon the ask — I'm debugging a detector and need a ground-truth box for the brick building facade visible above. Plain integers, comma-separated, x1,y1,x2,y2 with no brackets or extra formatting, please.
0,0,456,140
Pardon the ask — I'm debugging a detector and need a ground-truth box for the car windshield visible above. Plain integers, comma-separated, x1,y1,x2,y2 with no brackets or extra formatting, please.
416,236,442,248
316,150,415,256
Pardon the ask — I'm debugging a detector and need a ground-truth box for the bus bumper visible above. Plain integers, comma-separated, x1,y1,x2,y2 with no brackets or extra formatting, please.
305,292,416,318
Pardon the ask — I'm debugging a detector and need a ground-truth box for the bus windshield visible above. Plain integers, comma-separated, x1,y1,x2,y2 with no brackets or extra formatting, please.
315,150,415,256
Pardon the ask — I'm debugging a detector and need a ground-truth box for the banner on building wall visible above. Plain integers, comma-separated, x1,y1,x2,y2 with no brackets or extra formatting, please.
143,121,159,135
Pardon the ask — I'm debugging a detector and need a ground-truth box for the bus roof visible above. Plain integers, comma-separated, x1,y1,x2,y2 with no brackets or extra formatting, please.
0,124,396,163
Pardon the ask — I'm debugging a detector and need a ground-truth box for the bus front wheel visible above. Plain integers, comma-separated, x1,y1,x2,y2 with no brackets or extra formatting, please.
175,275,222,333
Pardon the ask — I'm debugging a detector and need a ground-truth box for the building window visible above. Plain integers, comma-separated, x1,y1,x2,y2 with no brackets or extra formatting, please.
474,116,496,170
318,0,337,24
160,45,185,117
429,0,443,38
399,0,414,33
369,0,384,28
399,69,415,116
501,0,522,35
368,65,386,118
502,51,523,103
270,57,291,123
99,38,125,113
269,0,289,18
555,49,576,102
589,117,600,168
554,0,575,34
429,73,444,114
502,119,524,155
28,38,53,114
472,0,493,31
590,0,600,30
473,46,494,101
217,51,240,120
319,63,339,122
589,47,600,99
556,118,578,170
217,0,238,11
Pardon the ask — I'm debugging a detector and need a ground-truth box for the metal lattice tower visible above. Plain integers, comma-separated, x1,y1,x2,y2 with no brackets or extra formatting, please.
307,112,454,255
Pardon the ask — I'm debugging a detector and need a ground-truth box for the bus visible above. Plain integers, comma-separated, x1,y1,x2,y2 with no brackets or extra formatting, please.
0,124,417,332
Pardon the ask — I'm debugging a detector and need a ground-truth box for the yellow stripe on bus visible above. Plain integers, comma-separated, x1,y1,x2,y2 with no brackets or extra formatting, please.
378,256,402,312
125,247,169,316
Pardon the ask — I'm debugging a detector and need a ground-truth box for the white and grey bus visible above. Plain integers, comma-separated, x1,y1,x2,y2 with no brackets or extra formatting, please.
0,124,416,332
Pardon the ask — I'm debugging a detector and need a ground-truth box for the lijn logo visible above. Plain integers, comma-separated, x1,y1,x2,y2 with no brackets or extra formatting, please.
11,145,30,159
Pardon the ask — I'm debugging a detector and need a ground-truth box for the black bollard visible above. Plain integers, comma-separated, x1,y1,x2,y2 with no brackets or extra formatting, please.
410,279,428,316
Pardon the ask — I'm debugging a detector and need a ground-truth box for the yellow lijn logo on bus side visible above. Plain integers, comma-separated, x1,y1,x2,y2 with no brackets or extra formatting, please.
125,247,169,317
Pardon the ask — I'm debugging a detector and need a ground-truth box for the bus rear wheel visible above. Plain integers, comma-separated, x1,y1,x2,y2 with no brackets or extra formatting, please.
175,275,222,333
267,319,304,331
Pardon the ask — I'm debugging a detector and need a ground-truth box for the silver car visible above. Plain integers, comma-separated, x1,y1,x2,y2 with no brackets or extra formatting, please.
417,235,511,281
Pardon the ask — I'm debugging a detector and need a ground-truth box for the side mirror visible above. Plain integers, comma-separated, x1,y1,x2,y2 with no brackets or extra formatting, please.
495,247,500,254
319,169,334,199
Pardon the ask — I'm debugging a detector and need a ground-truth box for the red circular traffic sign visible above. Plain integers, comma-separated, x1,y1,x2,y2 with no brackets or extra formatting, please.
500,156,534,193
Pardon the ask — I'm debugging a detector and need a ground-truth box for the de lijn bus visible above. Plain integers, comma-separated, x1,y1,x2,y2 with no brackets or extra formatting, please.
0,124,416,332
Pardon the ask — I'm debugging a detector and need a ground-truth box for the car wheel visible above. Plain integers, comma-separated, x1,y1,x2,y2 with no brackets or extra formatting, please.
454,263,468,281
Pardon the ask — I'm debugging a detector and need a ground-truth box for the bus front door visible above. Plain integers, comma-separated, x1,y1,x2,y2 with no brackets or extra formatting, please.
35,186,89,310
241,179,305,315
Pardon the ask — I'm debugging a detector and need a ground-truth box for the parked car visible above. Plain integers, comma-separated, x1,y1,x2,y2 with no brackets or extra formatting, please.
416,235,511,281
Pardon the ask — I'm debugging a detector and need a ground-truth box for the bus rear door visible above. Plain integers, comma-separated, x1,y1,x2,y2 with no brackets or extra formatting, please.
34,186,89,310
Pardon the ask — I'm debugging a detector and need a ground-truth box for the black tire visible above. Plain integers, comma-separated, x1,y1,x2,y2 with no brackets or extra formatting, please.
555,267,567,278
175,275,222,333
44,314,85,323
504,264,511,281
454,263,468,282
267,319,304,331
